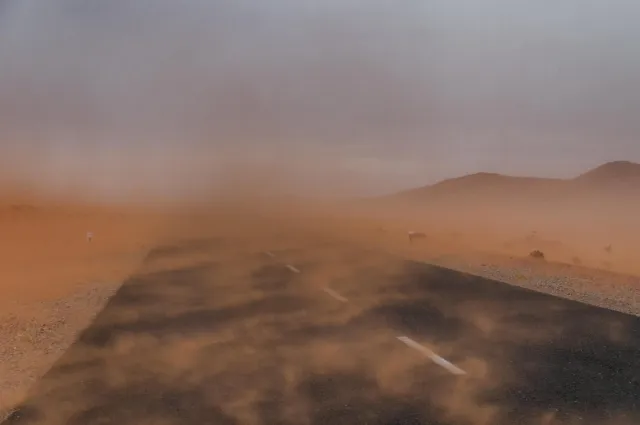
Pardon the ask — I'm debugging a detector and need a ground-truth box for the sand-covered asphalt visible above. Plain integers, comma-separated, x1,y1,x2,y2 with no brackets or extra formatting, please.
4,237,640,425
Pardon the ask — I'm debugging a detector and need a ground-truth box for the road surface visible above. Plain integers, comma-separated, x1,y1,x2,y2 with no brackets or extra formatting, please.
4,237,640,425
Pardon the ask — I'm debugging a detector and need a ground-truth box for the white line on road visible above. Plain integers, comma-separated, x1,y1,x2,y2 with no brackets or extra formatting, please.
322,287,348,303
264,251,276,258
396,336,466,375
285,264,301,273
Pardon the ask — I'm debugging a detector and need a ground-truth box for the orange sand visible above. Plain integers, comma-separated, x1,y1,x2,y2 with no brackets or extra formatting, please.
0,203,171,307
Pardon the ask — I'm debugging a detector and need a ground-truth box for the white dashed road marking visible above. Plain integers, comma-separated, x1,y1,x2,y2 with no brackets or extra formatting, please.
322,287,348,303
396,336,466,375
266,248,463,376
285,264,300,273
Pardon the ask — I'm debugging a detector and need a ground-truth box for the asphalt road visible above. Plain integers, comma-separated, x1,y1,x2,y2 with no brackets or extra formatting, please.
4,238,640,425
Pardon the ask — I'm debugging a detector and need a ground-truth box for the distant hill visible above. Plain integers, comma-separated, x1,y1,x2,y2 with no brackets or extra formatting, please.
574,161,640,182
385,161,640,204
572,161,640,193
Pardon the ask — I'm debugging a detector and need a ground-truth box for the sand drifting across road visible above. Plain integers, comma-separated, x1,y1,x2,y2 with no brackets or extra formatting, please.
1,188,639,423
0,202,174,414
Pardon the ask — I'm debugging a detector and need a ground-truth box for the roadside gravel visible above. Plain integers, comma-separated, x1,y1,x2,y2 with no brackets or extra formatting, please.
430,253,640,316
0,282,120,417
346,234,640,317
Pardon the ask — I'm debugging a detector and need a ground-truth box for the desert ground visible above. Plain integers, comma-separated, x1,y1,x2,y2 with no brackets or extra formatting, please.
1,189,639,422
0,201,175,413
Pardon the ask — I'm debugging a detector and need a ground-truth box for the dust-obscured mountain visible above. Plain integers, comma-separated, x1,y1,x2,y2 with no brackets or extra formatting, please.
386,161,640,206
571,161,640,194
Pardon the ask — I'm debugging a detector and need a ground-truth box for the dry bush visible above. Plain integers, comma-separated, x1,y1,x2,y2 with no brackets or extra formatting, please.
529,250,545,259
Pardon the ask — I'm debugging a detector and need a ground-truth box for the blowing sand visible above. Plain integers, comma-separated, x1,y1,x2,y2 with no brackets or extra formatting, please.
0,202,172,413
302,202,640,315
1,197,639,418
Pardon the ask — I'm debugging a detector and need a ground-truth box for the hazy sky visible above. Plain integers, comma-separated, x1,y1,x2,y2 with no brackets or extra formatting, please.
1,0,639,199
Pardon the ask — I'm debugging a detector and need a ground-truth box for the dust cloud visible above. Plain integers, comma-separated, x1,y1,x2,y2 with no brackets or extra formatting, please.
1,1,640,424
2,0,640,203
4,210,637,425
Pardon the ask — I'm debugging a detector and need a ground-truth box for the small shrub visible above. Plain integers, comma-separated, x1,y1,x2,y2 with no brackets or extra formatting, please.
529,250,545,259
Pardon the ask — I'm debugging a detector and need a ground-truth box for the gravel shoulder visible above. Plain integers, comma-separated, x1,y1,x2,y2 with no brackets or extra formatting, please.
2,231,639,420
347,232,640,317
428,251,640,316
0,282,120,418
